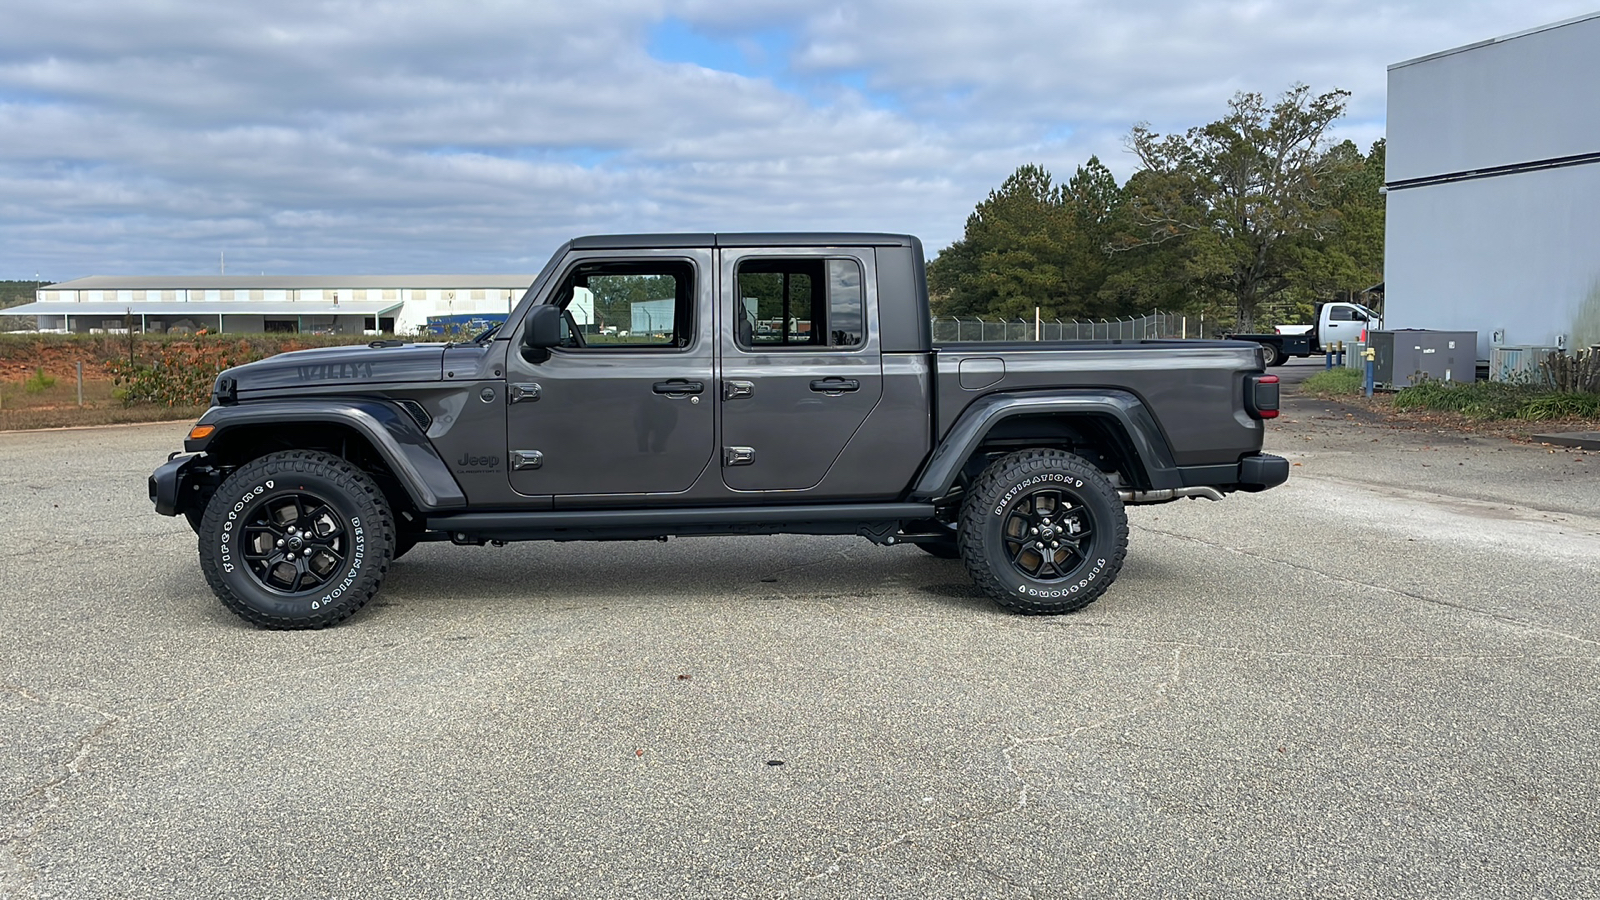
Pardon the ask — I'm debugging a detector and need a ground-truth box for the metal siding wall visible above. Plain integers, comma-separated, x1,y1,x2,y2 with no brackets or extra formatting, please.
1385,164,1600,360
1388,15,1600,182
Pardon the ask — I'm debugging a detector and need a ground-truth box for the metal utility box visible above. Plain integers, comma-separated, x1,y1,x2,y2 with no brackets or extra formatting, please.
1491,345,1560,385
1370,330,1478,388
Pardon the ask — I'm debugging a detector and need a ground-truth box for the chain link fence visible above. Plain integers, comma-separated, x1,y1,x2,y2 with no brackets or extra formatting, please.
931,311,1197,343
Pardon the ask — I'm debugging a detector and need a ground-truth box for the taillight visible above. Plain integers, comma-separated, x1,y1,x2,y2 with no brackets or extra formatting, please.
1247,374,1280,419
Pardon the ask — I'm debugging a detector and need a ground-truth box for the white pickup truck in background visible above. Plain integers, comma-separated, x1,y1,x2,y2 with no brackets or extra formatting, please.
1229,302,1381,366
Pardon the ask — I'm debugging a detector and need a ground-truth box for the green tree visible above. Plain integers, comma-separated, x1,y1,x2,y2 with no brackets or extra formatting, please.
0,280,44,332
929,159,1131,321
1286,138,1385,315
1124,84,1351,332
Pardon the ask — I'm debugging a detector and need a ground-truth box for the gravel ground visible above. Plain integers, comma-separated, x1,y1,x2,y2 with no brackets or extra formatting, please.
2,378,1597,899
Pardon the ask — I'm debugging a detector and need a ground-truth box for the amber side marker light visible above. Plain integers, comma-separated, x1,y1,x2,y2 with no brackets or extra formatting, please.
188,424,215,440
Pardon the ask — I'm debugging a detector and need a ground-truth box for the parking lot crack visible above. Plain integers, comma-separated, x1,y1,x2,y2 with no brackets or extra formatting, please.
1136,525,1600,651
787,650,1182,894
1,683,120,897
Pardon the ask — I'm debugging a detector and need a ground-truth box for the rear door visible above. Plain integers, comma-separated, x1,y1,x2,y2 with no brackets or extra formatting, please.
717,247,882,494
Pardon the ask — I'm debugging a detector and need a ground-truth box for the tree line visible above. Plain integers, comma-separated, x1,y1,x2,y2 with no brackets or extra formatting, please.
0,281,43,311
928,85,1384,334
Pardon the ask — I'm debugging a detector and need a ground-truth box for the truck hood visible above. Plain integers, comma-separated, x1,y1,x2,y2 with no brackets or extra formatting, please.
216,342,446,399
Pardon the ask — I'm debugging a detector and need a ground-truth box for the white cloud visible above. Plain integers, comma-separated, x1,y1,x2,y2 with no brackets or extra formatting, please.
0,0,1592,278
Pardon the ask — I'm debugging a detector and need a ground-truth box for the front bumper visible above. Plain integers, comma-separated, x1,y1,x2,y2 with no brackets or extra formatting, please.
149,453,199,516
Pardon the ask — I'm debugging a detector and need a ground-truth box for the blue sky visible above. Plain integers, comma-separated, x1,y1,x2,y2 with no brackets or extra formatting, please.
0,1,1592,280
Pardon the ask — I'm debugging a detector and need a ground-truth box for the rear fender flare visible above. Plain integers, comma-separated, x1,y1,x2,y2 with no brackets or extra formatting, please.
186,399,466,511
910,390,1181,501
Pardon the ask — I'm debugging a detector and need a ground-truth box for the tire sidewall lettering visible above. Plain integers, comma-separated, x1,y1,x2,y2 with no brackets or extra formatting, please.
314,516,365,609
216,480,273,574
1014,558,1108,598
994,473,1084,517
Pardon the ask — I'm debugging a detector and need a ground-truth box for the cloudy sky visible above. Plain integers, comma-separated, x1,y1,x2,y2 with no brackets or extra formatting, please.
0,1,1591,280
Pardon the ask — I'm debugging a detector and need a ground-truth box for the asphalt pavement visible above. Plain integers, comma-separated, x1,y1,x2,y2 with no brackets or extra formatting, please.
2,375,1597,899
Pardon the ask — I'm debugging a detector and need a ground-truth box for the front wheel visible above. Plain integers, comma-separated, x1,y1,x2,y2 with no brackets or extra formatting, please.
198,450,395,629
959,450,1128,614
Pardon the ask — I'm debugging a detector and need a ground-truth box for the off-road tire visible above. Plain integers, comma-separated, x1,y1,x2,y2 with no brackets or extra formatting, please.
198,450,395,629
959,449,1128,614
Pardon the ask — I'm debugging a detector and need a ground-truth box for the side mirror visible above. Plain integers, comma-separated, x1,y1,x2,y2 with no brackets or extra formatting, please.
521,304,561,350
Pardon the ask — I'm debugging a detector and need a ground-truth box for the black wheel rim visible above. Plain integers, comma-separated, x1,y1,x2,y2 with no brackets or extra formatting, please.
239,491,350,596
1001,489,1094,582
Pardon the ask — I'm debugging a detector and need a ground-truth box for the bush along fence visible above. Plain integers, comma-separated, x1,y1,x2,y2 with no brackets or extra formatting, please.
931,311,1196,343
1542,347,1600,394
90,333,371,407
104,339,265,407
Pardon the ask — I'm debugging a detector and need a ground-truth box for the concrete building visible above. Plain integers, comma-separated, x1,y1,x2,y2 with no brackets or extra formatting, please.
8,274,537,336
1385,12,1600,363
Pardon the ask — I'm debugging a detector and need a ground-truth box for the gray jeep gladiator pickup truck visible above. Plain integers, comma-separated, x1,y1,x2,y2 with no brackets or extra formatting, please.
150,232,1287,628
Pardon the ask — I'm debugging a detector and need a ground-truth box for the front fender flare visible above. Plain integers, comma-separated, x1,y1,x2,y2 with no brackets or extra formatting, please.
909,390,1181,501
185,399,467,511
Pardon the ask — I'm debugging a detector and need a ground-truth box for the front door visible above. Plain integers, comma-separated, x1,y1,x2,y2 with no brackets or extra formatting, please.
1322,303,1369,348
504,251,716,499
718,248,882,495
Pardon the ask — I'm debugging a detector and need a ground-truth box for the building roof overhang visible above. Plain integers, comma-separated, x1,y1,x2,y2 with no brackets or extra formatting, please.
6,301,403,317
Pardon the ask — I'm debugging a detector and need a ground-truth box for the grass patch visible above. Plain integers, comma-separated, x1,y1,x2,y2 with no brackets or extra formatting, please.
1300,367,1364,398
1393,380,1600,421
23,367,56,393
1517,391,1600,420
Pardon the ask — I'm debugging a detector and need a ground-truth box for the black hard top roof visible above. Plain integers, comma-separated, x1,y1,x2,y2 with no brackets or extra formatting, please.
568,232,918,250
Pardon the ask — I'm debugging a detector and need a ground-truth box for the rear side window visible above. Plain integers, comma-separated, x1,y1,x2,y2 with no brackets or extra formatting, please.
735,258,863,350
1329,305,1356,322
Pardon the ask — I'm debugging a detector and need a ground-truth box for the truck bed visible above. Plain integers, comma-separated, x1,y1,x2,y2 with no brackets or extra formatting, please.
932,340,1264,467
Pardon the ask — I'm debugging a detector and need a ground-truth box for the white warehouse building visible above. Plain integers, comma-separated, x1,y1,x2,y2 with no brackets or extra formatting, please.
10,274,538,336
1385,12,1600,363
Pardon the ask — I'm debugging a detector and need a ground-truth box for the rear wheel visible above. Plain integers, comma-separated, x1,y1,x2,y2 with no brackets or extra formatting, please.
198,450,394,629
959,449,1128,614
1264,344,1288,367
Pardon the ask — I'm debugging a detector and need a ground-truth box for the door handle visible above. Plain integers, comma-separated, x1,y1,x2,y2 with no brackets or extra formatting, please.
653,380,705,395
809,378,860,393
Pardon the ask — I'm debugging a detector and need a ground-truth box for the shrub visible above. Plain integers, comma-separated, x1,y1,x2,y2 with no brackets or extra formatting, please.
1393,381,1539,419
1540,348,1600,394
1394,379,1600,421
1517,391,1600,421
106,339,265,407
23,367,56,393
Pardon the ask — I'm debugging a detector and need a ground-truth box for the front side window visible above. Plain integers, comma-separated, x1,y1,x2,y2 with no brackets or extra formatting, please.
551,260,694,349
735,258,864,350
